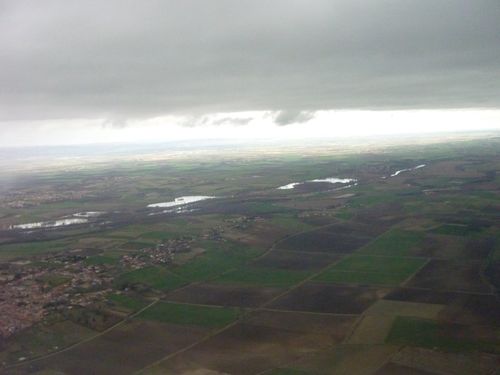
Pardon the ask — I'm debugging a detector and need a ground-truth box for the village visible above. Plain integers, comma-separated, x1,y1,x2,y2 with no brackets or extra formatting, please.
0,237,192,340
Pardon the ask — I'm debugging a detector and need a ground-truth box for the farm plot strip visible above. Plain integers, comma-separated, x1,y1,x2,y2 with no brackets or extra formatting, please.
135,229,368,374
135,224,416,373
4,298,160,371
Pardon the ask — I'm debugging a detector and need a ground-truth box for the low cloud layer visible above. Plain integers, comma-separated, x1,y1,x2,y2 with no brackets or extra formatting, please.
274,110,316,126
0,1,499,125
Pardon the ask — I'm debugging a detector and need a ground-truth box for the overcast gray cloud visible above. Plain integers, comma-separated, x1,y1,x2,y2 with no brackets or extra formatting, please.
274,110,316,126
0,0,499,123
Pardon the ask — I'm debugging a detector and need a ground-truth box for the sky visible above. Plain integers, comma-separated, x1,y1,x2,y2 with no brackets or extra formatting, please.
1,0,499,146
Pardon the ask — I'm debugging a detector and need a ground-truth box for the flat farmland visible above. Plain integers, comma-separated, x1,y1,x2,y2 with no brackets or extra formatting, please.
11,320,208,375
268,282,390,314
275,224,375,254
389,347,500,375
385,316,499,353
114,266,187,291
2,138,500,374
170,242,264,283
248,310,357,340
383,288,500,327
143,322,334,375
406,259,492,293
314,254,427,286
214,265,312,287
277,342,400,375
164,283,284,308
374,362,439,375
251,249,339,271
358,229,425,257
137,301,240,328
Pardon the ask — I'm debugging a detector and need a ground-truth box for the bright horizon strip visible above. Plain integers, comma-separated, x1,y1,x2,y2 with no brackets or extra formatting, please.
1,109,500,147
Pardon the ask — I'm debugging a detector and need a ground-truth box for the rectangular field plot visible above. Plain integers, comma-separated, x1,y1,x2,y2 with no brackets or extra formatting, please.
389,346,500,375
386,316,499,353
269,283,390,314
440,294,500,328
19,320,207,375
347,300,445,346
431,224,484,237
384,288,500,327
251,250,338,271
145,322,334,375
214,266,312,287
84,254,119,265
108,293,150,313
406,259,492,293
384,287,462,304
314,255,427,286
358,229,425,257
0,320,96,367
282,342,400,375
374,363,437,375
249,310,357,341
0,239,69,260
114,266,187,291
137,301,239,328
170,242,263,282
165,283,284,308
275,223,376,254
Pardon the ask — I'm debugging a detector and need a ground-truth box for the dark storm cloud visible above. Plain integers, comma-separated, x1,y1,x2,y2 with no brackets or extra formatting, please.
0,0,499,122
274,110,316,126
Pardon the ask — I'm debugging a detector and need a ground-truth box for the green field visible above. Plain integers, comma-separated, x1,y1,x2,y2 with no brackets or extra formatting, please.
108,294,149,312
115,266,186,291
431,224,482,237
269,214,314,232
314,270,411,286
0,239,69,260
137,301,239,328
171,242,263,282
315,254,427,286
84,255,119,265
139,231,179,240
386,316,498,353
121,241,155,250
359,229,424,256
0,320,95,364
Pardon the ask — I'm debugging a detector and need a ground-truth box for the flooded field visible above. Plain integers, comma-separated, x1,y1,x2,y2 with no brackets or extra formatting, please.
390,164,426,177
10,218,89,230
147,196,216,208
277,177,356,190
73,211,105,218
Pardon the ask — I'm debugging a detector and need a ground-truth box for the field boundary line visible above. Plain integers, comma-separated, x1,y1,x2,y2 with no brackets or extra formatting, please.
401,257,431,287
134,223,350,374
4,298,160,370
134,221,410,373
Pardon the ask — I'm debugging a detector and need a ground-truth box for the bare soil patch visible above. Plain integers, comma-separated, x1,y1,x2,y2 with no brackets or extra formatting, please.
251,250,339,271
276,227,374,254
249,310,356,341
165,283,284,308
268,282,390,314
149,323,332,375
16,320,208,375
406,259,492,293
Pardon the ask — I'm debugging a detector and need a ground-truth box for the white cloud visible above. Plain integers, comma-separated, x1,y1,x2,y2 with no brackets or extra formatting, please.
1,109,499,147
